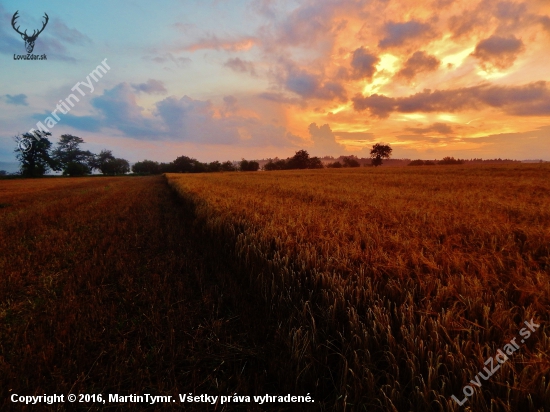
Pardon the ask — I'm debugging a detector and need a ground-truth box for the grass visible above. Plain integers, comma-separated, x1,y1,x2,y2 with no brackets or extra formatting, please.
166,164,550,411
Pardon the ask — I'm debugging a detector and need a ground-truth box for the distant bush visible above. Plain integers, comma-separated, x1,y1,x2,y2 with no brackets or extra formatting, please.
264,150,323,171
240,159,260,172
408,160,425,166
327,161,343,168
132,160,160,174
424,160,436,165
64,161,90,176
438,156,464,165
342,156,361,167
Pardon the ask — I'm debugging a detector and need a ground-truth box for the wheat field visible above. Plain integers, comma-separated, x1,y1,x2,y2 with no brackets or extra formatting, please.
167,164,550,411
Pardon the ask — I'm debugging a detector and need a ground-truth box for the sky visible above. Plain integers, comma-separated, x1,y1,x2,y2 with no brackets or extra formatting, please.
1,0,550,166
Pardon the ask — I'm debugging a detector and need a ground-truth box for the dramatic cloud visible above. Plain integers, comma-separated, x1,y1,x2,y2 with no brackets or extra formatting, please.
378,20,436,49
396,51,439,81
131,79,167,94
4,94,28,106
308,123,346,156
471,35,525,70
405,122,454,135
257,92,304,107
284,66,347,102
91,83,160,137
350,47,379,80
224,58,257,76
353,81,550,118
63,84,301,149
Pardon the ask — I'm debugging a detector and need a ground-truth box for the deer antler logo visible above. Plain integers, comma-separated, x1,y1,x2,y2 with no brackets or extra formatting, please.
11,10,49,54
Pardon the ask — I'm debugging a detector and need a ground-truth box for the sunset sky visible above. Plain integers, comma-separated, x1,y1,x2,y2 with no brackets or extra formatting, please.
2,0,550,166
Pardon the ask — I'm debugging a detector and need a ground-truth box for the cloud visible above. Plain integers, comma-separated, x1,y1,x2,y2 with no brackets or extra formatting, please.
378,20,436,49
148,53,192,68
350,47,379,80
183,35,257,52
396,51,439,81
224,57,257,76
91,83,161,137
257,92,305,107
50,82,302,149
471,35,525,70
405,122,453,135
308,123,346,156
50,21,92,46
4,94,28,106
282,63,347,102
352,81,550,118
131,79,167,94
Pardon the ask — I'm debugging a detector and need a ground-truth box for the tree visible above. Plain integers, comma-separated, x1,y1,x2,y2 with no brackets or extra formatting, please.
342,156,360,167
14,131,59,177
52,134,94,176
308,156,324,169
438,156,463,165
132,160,160,174
91,150,129,175
220,161,237,172
370,143,392,167
327,161,343,168
408,159,425,166
287,150,311,169
207,161,222,173
240,159,260,171
263,158,287,171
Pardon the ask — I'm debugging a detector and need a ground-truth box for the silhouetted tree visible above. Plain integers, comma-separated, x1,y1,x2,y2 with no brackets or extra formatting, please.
327,161,343,168
132,160,160,174
263,158,287,170
207,161,222,172
14,131,59,177
342,156,360,167
408,159,425,166
287,150,311,169
99,155,130,175
308,156,324,169
240,159,260,171
370,143,392,167
438,156,463,165
52,134,94,176
221,161,237,172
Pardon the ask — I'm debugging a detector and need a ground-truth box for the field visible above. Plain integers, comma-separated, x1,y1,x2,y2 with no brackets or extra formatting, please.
166,164,550,411
1,165,549,411
0,176,293,411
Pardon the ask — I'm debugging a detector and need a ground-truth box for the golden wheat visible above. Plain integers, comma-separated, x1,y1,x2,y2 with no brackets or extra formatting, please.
167,164,550,411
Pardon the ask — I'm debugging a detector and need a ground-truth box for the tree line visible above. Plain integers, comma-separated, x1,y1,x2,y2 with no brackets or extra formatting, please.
10,132,394,177
14,132,129,177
